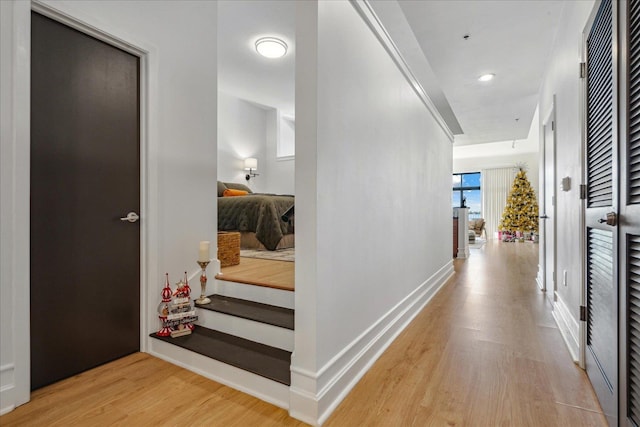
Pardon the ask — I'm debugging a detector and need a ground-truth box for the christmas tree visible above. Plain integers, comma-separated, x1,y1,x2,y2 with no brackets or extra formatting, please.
499,169,539,237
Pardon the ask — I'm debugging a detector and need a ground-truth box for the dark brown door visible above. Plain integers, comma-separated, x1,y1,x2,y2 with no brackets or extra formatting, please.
30,12,140,390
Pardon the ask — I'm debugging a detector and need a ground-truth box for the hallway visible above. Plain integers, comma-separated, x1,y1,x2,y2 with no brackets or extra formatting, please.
326,240,606,426
0,241,606,426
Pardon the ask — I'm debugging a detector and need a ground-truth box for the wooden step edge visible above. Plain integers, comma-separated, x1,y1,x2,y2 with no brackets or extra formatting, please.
149,326,291,386
195,294,294,330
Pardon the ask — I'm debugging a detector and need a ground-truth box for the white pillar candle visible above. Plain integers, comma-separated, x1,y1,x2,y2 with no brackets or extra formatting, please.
198,241,210,262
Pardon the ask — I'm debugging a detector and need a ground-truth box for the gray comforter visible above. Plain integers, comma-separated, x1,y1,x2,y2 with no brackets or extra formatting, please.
218,194,294,251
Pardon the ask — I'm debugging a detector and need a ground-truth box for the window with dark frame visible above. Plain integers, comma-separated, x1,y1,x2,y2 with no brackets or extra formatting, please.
452,172,481,219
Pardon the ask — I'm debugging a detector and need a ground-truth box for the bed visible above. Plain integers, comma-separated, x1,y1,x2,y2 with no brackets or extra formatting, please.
217,182,294,251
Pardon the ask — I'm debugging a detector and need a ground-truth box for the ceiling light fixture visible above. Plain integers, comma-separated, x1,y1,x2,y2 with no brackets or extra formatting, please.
255,37,287,58
478,73,495,82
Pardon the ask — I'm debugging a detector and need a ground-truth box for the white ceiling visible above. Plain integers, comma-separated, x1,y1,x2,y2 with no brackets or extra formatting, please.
398,0,565,146
218,0,566,148
218,1,295,116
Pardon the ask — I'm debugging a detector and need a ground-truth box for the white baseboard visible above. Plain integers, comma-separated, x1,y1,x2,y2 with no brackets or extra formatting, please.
0,387,15,416
0,363,15,415
289,261,454,426
552,293,580,362
148,340,290,410
0,401,15,416
457,247,469,259
536,265,544,291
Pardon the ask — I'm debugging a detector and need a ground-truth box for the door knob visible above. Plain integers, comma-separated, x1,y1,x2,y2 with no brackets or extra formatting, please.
539,215,549,219
597,212,617,226
120,212,139,223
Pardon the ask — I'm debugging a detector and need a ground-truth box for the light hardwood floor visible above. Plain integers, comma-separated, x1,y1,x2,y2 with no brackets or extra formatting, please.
216,257,294,291
1,240,605,426
325,240,606,426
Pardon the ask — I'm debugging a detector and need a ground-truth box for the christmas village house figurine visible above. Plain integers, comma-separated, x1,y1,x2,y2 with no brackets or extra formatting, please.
156,272,198,338
156,274,173,337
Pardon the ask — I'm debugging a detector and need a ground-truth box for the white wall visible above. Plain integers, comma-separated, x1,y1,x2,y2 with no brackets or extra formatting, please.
218,91,268,193
265,109,295,195
538,0,595,359
293,1,454,424
0,0,29,413
0,0,217,414
218,92,295,195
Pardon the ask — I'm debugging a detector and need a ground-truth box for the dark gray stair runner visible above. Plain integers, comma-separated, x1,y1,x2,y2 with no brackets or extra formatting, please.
150,326,291,385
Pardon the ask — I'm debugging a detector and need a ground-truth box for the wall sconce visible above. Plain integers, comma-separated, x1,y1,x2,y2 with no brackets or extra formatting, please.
244,158,259,181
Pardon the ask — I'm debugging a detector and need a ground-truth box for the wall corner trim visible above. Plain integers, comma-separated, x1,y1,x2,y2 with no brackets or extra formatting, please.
349,0,455,142
289,261,454,425
552,292,580,362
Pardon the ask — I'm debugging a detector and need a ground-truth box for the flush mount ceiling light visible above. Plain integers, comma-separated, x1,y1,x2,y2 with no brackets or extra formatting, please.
478,73,495,82
255,37,287,58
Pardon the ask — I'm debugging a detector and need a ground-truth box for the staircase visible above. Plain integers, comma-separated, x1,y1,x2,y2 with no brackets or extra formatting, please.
149,278,294,408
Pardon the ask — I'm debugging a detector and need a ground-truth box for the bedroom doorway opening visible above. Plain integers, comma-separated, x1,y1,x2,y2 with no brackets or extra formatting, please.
193,2,296,387
216,0,296,293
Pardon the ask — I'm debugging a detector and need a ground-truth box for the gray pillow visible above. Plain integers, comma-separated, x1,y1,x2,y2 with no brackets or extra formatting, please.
217,181,228,197
224,182,253,193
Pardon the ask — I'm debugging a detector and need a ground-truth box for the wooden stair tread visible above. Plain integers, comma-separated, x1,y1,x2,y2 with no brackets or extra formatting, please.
150,327,291,385
196,294,294,330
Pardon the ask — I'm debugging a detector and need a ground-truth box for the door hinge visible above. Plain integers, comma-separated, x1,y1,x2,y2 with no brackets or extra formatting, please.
580,184,587,200
580,305,587,321
580,62,586,79
551,121,555,131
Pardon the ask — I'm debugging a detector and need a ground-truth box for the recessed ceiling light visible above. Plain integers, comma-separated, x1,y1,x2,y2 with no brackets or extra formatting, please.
255,37,287,58
478,73,495,82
